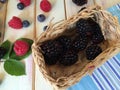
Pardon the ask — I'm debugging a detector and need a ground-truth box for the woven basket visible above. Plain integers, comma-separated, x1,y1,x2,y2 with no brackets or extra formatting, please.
32,5,120,90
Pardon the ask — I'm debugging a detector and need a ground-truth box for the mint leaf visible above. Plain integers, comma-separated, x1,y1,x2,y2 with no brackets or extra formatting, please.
1,40,12,59
4,59,25,76
9,38,33,60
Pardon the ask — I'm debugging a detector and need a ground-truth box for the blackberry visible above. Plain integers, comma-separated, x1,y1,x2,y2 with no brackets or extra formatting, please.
0,47,6,59
59,50,78,66
76,19,92,37
40,40,63,65
44,56,57,65
92,33,104,44
72,34,88,52
17,3,25,10
72,0,87,6
86,45,102,60
57,36,71,51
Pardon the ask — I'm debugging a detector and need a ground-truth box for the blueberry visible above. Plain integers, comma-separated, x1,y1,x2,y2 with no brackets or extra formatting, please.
22,20,30,28
37,14,46,22
17,3,25,10
0,0,7,3
43,25,48,31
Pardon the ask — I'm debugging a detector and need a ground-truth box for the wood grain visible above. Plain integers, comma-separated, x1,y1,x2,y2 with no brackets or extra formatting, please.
0,3,7,44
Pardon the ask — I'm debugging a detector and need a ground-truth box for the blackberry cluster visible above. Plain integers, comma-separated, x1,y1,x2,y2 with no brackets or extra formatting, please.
72,0,87,6
86,45,102,60
76,19,92,37
72,34,88,52
0,47,6,59
57,36,71,51
40,40,63,65
59,50,78,66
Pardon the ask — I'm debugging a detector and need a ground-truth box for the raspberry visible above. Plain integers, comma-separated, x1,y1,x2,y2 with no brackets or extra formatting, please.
0,47,6,59
19,0,31,7
40,40,63,65
59,50,78,66
72,0,87,6
86,45,102,60
40,0,52,12
8,16,23,29
14,40,29,56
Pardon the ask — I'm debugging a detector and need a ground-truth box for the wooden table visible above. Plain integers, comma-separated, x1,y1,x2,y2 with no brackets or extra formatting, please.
34,0,120,90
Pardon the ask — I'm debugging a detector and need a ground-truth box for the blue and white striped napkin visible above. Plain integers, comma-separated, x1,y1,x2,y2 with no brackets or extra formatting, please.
68,3,120,90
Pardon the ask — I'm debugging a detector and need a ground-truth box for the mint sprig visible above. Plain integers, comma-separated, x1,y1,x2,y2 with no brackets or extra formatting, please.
0,38,33,76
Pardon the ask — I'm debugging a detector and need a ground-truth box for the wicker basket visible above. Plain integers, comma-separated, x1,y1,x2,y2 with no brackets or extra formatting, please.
32,5,120,90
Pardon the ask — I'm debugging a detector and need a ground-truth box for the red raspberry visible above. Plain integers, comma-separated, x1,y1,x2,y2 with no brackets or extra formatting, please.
8,16,23,29
14,40,29,56
40,0,52,12
19,0,31,7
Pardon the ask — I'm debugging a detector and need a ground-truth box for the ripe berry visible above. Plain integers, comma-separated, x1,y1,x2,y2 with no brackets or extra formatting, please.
17,3,25,10
72,35,88,52
86,45,102,60
22,20,30,28
0,0,7,3
8,16,23,29
37,14,46,22
40,40,63,65
57,36,72,51
76,19,92,37
14,40,29,56
59,50,78,66
40,0,52,12
72,0,87,6
0,47,6,59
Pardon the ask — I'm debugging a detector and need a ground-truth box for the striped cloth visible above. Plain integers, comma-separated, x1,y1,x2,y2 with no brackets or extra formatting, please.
68,3,120,90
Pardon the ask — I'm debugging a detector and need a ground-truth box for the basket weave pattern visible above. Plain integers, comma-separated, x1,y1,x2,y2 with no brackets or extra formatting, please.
32,5,120,89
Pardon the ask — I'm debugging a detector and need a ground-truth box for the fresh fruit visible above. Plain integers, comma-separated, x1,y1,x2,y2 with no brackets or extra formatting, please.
17,3,25,10
44,56,58,65
76,19,92,36
40,0,52,12
0,47,6,59
43,25,48,31
19,0,31,7
72,0,87,6
86,45,102,60
59,50,78,66
37,14,46,22
22,20,30,28
92,33,104,44
72,35,88,52
14,40,29,56
8,16,23,29
40,40,63,64
0,0,6,3
57,36,72,51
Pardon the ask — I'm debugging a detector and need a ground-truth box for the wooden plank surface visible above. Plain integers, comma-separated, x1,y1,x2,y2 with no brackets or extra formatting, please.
35,0,120,90
0,3,7,43
35,0,65,90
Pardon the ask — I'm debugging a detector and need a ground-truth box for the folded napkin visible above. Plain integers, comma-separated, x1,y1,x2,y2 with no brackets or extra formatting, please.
68,3,120,90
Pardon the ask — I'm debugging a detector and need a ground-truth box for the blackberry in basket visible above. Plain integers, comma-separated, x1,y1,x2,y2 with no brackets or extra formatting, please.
40,40,63,65
86,45,102,60
72,0,87,6
57,36,72,51
72,34,88,52
59,50,78,66
76,19,92,37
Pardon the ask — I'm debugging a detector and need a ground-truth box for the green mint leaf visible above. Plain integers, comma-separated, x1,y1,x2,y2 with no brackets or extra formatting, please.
9,38,33,60
4,59,25,76
1,40,12,59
